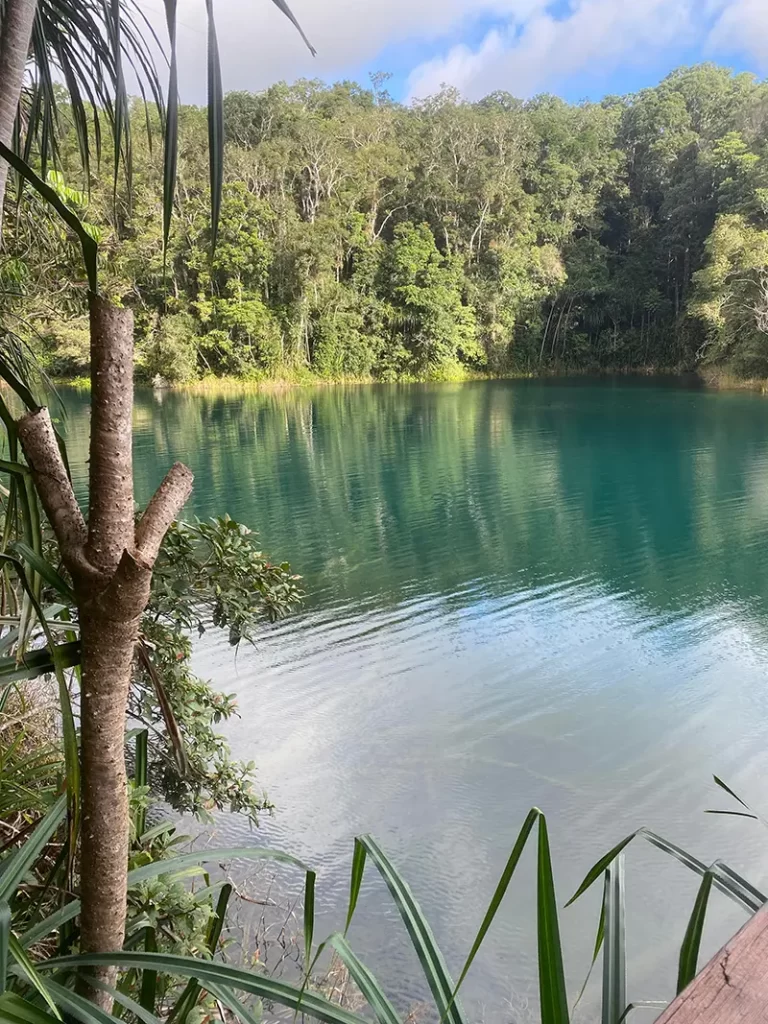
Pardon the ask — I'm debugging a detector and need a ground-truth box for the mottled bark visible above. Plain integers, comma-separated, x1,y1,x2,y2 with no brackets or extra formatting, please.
78,613,139,994
17,293,193,1009
0,0,38,236
86,297,137,574
17,408,88,559
136,462,195,562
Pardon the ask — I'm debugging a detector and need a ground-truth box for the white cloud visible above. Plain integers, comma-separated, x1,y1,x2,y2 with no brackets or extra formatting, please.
137,0,768,107
167,0,540,102
706,0,768,70
406,0,696,101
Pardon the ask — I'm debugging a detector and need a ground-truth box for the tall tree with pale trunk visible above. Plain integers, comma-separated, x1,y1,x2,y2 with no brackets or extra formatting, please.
0,0,37,236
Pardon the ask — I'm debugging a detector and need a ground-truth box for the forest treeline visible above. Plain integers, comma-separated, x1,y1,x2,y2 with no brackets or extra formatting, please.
7,63,768,383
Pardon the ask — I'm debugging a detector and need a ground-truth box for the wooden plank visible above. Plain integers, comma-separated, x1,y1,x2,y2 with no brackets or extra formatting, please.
656,904,768,1023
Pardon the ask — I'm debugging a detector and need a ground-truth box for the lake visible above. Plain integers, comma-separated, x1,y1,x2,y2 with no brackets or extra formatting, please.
62,378,768,1020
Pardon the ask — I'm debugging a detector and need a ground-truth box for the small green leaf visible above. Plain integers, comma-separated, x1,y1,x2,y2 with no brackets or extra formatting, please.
21,846,311,949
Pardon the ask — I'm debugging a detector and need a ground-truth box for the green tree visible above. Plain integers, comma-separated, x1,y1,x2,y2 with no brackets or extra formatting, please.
382,221,479,373
691,213,768,373
9,64,768,384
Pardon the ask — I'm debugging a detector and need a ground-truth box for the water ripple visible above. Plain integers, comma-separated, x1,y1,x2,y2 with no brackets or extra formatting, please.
61,380,768,1021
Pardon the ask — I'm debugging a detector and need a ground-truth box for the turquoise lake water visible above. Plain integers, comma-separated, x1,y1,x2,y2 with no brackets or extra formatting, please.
62,379,768,1019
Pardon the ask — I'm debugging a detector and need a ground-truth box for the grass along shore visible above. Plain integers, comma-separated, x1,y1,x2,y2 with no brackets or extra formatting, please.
52,365,768,395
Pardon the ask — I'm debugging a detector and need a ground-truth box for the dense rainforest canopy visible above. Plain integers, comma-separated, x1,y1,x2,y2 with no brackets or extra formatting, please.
6,63,768,383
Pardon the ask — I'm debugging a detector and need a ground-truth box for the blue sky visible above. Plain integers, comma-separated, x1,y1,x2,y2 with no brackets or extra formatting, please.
169,0,768,105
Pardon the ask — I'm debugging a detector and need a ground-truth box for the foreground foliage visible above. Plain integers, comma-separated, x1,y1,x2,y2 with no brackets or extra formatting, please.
0,442,302,826
0,775,764,1024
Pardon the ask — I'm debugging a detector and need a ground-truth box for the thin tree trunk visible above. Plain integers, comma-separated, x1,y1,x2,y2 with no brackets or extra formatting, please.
540,300,556,363
674,268,679,320
0,0,38,236
559,297,576,359
551,301,567,357
682,245,690,299
17,294,193,1010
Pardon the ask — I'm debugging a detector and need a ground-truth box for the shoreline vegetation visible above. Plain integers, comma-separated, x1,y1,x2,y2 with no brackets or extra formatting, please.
56,365,768,394
9,64,768,393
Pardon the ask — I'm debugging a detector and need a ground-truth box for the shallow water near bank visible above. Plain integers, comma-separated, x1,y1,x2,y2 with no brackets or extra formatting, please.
62,378,768,1020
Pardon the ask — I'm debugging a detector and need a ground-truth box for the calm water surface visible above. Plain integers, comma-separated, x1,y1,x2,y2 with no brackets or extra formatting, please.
63,379,768,1020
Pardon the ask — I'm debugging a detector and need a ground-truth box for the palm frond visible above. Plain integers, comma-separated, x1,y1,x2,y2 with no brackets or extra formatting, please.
18,0,314,256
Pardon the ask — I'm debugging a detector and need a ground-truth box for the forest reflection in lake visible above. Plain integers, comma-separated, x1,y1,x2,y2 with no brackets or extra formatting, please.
62,379,768,1019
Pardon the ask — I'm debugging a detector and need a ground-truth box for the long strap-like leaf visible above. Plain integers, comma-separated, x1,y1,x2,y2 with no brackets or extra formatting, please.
0,642,81,688
0,555,80,849
38,977,137,1023
0,902,9,995
268,0,316,55
162,0,179,261
355,835,466,1024
0,796,66,902
344,836,367,935
43,952,370,1024
204,982,261,1024
536,817,569,1024
8,935,62,1020
676,868,714,994
326,933,399,1024
450,808,540,1002
569,827,764,915
74,977,161,1024
205,0,224,254
0,992,61,1024
602,856,626,1024
0,142,98,292
106,0,130,203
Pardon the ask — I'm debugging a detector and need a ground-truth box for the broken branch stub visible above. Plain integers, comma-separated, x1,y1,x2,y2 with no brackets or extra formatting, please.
17,407,87,563
136,462,194,564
